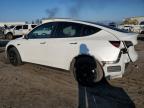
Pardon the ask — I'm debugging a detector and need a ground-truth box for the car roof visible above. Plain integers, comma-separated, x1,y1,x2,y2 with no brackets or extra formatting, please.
42,18,100,28
41,18,131,33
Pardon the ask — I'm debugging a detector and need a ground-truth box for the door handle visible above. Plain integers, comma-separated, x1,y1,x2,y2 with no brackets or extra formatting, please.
69,42,77,44
40,42,46,44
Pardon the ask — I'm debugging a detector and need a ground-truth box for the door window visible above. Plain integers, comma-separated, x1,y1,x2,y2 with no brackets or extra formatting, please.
27,22,57,39
55,22,83,38
15,25,22,30
31,25,37,28
23,25,28,29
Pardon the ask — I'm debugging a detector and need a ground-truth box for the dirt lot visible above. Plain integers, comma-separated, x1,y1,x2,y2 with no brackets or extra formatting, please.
0,40,144,108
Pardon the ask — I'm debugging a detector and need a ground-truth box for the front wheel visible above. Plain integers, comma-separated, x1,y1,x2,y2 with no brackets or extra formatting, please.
7,47,22,66
6,33,13,40
73,56,104,86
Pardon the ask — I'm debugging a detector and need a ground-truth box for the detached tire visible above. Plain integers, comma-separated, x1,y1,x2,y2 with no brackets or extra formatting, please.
73,56,104,86
7,47,22,66
6,33,13,40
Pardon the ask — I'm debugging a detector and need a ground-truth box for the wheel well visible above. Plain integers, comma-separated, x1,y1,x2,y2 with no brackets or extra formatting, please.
70,54,102,71
6,45,15,59
6,45,23,65
70,54,105,83
6,32,13,36
6,45,22,60
7,45,15,53
75,55,95,61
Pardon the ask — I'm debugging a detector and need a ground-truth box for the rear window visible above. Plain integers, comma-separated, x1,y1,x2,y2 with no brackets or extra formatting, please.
15,25,22,30
23,25,28,29
82,25,101,36
31,25,37,28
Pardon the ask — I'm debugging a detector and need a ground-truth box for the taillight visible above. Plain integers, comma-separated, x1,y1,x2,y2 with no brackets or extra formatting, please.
124,41,133,48
109,41,121,48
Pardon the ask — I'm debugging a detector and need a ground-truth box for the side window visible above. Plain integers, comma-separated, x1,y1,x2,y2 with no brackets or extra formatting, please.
15,25,22,30
27,22,56,39
55,22,83,38
23,25,28,29
82,25,101,36
31,25,37,28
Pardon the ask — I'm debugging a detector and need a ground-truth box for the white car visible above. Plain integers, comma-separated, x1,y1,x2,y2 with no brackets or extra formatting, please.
4,24,37,40
6,19,138,86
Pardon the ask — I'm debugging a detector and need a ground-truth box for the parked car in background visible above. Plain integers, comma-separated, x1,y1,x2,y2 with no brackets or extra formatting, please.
140,21,144,25
139,21,144,34
0,28,4,38
6,19,138,86
3,24,37,40
137,31,144,40
122,26,134,32
108,22,117,28
140,31,144,34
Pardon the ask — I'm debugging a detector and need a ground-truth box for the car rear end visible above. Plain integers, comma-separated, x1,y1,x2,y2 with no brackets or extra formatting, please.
101,28,138,79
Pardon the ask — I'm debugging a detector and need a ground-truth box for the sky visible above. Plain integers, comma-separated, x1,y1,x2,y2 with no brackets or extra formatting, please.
0,0,144,23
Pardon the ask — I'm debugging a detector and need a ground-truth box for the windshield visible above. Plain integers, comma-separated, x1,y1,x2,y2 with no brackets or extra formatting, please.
9,25,15,29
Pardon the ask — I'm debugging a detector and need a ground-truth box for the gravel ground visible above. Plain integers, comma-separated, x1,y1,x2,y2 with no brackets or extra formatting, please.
0,40,144,108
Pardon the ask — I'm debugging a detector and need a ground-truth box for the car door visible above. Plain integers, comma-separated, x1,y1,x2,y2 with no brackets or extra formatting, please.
43,22,84,70
17,22,57,65
14,25,23,35
22,25,29,35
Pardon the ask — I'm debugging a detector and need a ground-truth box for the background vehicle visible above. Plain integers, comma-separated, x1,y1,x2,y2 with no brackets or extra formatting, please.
122,26,133,32
0,27,4,38
108,22,117,28
3,24,37,40
6,19,138,86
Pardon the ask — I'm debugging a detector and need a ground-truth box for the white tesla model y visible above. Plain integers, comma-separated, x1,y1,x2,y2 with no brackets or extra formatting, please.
6,19,138,86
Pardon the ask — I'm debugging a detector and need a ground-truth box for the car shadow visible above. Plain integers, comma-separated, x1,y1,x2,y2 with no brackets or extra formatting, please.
77,43,135,108
79,43,89,55
78,78,135,108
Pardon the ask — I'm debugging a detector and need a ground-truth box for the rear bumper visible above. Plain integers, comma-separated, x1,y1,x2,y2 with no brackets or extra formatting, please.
103,54,126,79
102,48,138,79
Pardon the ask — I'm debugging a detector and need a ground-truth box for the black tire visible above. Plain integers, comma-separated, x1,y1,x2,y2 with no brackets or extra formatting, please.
6,33,13,40
7,47,22,66
73,56,104,87
140,31,144,34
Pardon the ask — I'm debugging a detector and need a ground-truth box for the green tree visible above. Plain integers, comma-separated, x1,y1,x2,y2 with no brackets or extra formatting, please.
122,18,138,25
